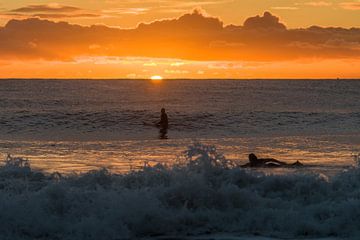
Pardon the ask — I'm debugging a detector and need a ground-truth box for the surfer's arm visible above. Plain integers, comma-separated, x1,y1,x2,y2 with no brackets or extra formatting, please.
241,163,251,168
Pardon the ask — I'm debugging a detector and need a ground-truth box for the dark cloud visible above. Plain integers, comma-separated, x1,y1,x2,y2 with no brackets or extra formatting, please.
137,9,223,31
2,4,99,20
243,11,286,30
0,10,359,61
11,4,81,13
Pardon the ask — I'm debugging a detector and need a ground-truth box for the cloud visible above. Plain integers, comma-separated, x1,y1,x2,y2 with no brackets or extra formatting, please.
102,8,149,16
243,11,287,30
136,9,223,31
33,13,100,19
0,10,360,62
302,1,333,7
2,4,100,19
271,7,299,10
11,4,81,13
340,2,360,10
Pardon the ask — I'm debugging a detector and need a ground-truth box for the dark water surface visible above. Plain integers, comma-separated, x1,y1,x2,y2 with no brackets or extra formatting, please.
0,80,359,173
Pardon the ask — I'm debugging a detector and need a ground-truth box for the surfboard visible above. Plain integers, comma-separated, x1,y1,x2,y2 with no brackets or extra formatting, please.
143,121,170,129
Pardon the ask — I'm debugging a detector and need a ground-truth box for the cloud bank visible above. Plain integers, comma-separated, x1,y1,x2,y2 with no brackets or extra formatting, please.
0,10,360,62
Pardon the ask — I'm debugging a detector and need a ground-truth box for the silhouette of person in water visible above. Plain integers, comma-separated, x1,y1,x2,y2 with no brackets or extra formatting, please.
242,153,303,168
157,108,168,139
157,108,168,129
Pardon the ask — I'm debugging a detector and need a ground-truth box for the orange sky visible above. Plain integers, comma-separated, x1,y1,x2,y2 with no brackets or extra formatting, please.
1,1,360,79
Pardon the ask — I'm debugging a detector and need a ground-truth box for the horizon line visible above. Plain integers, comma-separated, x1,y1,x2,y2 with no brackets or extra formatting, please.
0,78,359,81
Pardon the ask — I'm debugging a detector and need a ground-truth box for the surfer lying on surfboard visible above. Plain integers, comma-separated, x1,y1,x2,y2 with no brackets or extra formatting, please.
241,153,303,168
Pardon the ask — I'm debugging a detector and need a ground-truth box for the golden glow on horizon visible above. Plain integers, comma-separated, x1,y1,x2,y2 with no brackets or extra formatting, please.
1,57,360,79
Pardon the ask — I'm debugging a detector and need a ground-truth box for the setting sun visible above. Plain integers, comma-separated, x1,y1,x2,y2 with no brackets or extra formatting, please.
150,75,163,81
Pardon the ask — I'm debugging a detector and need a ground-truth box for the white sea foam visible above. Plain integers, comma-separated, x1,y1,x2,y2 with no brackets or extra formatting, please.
0,143,359,239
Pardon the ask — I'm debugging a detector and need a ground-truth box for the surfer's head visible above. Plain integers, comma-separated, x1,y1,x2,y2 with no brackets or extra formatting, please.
161,108,166,114
249,153,258,163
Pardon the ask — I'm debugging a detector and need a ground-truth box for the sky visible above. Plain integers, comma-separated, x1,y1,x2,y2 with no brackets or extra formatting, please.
0,0,360,79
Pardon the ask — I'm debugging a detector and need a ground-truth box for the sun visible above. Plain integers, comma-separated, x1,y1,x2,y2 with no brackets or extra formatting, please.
150,75,163,81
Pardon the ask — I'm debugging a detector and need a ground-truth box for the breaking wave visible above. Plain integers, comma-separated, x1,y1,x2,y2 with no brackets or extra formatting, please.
0,143,360,239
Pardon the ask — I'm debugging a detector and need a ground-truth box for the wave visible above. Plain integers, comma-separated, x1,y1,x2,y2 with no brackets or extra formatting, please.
2,80,360,141
0,144,359,239
1,110,360,140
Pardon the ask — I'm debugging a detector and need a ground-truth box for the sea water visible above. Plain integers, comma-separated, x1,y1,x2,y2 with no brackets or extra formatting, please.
0,79,359,174
1,79,360,239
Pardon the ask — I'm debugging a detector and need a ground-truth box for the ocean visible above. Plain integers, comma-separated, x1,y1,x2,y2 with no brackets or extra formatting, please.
2,79,360,239
0,79,359,174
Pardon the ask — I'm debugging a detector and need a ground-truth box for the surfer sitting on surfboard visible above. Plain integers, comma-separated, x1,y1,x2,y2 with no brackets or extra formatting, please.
241,153,303,168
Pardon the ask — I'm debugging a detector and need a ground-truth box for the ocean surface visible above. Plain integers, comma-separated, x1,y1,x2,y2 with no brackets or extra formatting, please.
0,79,359,174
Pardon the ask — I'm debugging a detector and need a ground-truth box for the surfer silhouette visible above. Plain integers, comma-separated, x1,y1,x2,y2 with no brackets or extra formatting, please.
241,153,303,168
157,108,168,129
157,108,168,139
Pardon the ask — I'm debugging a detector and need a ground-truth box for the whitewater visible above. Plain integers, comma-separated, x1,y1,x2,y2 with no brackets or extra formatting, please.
0,143,360,239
